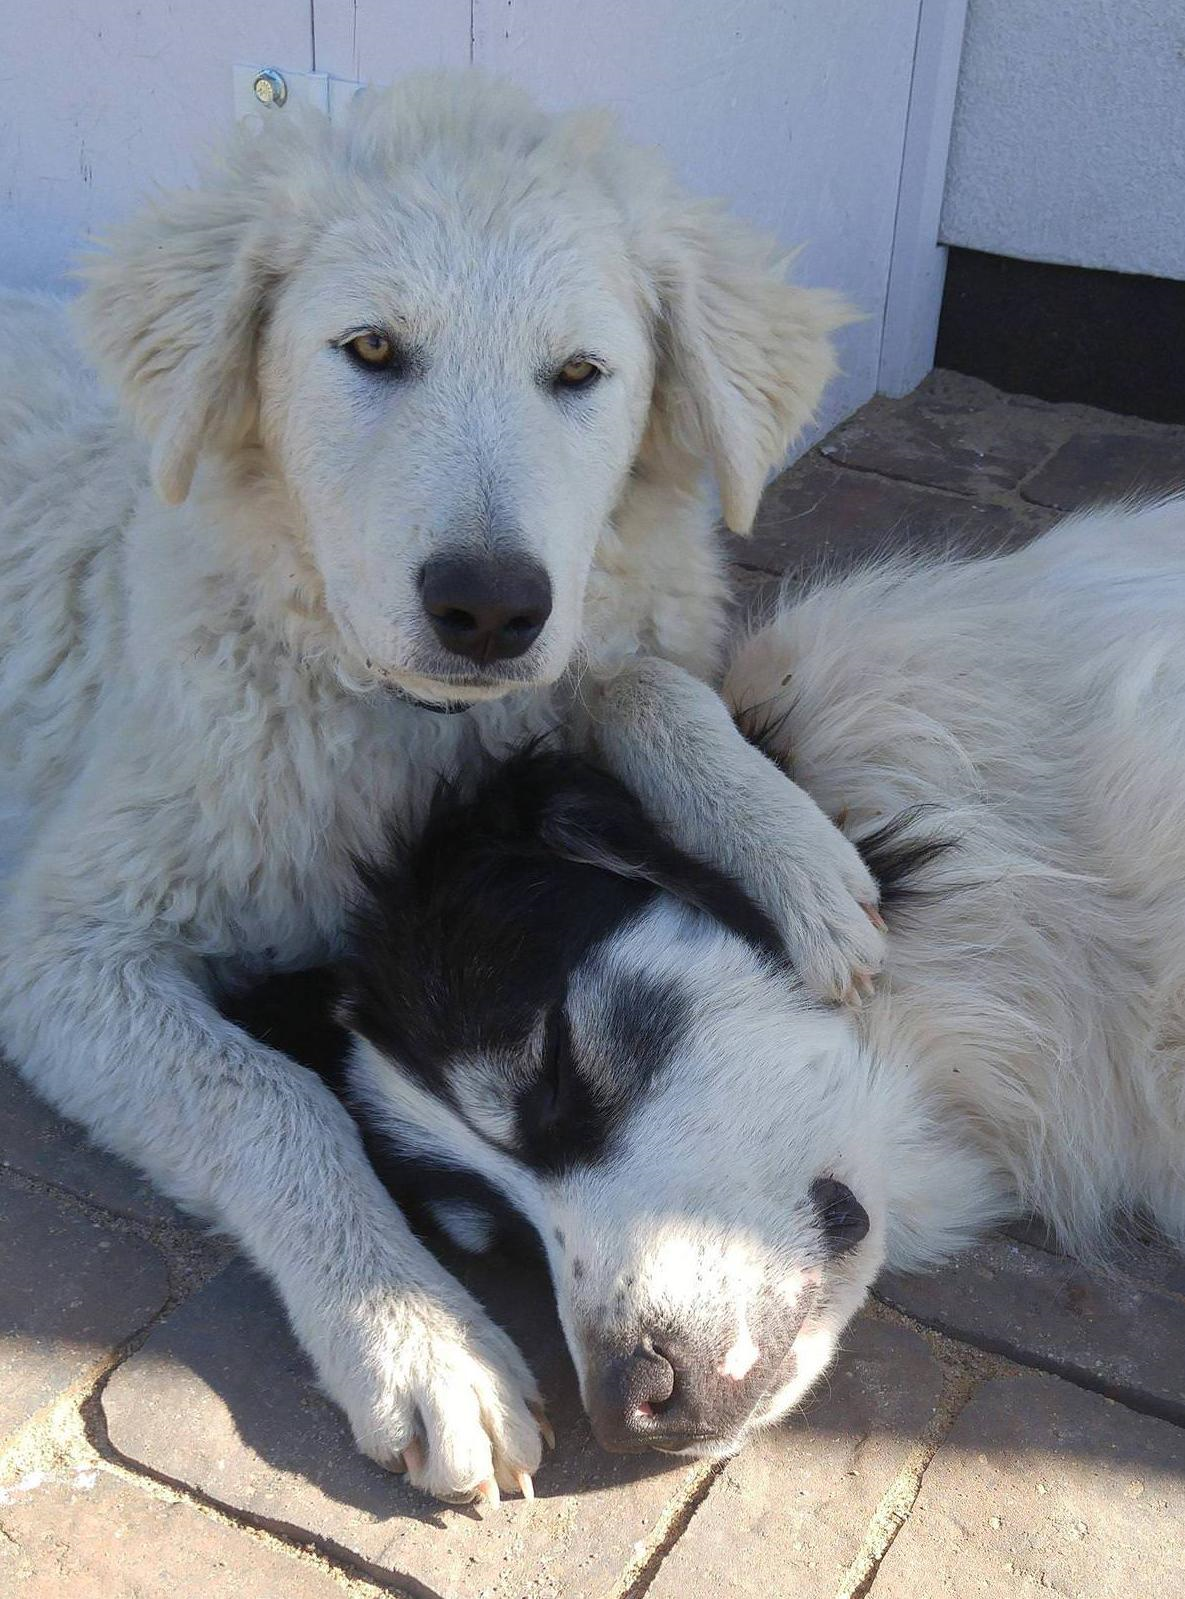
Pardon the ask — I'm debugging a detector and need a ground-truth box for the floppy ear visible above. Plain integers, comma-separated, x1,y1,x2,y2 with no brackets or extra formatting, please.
74,157,295,505
641,201,855,533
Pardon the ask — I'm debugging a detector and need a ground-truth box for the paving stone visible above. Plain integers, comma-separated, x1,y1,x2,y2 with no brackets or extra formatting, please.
1005,1215,1185,1300
103,1255,702,1598
0,1060,193,1227
0,1174,170,1440
818,371,1064,497
739,455,1047,579
878,1234,1185,1423
873,1372,1185,1599
1021,429,1185,511
0,1467,357,1598
647,1319,944,1599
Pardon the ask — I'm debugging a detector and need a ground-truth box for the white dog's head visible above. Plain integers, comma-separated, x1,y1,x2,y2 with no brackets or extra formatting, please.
78,75,849,704
328,748,992,1458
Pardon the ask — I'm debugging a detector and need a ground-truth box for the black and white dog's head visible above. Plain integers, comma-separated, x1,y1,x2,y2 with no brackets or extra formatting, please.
318,744,892,1460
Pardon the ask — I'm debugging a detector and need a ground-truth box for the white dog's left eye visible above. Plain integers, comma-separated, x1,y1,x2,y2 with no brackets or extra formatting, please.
554,357,602,390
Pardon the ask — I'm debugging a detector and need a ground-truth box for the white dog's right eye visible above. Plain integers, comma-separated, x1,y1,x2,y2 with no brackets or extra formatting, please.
340,330,403,374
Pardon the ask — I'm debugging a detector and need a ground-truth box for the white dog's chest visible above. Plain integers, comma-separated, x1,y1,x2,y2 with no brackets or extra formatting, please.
199,688,558,973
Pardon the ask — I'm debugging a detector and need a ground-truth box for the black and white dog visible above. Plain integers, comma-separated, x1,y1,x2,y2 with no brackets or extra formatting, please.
235,498,1185,1492
229,742,863,1460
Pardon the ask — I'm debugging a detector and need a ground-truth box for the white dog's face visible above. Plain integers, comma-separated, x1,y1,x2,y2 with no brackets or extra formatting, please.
259,194,653,701
340,749,890,1457
79,75,847,705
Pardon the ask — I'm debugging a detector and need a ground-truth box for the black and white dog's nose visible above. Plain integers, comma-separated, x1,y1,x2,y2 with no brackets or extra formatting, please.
587,1334,738,1454
420,552,552,664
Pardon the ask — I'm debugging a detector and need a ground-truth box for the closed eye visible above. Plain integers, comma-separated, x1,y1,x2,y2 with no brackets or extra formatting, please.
534,1005,573,1127
810,1177,870,1255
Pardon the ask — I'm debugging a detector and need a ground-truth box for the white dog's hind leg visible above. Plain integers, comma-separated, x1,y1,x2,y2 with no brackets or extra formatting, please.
0,888,544,1505
580,657,883,1004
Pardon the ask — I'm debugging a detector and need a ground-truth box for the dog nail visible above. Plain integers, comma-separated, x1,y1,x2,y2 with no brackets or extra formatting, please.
862,902,888,932
530,1403,556,1450
402,1438,426,1476
476,1476,501,1510
516,1470,535,1500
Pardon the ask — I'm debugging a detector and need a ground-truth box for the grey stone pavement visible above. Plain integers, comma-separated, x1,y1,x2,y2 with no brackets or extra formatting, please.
3,371,1185,1598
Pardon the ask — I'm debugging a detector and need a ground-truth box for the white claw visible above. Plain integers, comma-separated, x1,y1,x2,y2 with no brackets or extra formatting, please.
862,902,888,933
515,1469,535,1500
475,1476,501,1510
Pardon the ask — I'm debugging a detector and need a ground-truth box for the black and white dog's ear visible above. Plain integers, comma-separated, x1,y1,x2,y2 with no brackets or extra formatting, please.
539,785,785,961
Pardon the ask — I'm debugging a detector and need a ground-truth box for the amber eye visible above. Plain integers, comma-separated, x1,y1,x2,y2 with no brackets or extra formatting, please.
343,330,398,371
555,357,602,389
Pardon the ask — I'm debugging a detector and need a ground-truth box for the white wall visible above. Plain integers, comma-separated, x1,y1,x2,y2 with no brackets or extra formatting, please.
0,1,947,428
0,1,313,292
941,0,1185,281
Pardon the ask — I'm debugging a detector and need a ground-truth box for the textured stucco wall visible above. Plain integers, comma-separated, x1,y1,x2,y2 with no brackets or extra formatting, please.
941,0,1185,280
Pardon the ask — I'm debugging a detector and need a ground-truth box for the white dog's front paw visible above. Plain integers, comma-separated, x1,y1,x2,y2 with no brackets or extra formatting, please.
772,816,886,1008
324,1292,548,1506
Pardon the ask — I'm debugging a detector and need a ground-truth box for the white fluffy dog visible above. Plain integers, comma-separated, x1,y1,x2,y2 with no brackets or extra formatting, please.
0,75,883,1503
319,499,1185,1462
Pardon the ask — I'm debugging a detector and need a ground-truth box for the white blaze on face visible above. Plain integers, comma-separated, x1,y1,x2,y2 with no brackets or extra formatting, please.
719,1312,761,1381
782,1265,822,1300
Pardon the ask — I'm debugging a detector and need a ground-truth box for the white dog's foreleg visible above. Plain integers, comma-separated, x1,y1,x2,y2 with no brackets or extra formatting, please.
580,657,883,1003
0,900,544,1504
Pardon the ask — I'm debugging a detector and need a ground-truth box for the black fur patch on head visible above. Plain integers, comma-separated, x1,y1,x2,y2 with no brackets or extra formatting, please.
219,968,542,1256
225,745,779,1190
515,972,691,1172
340,745,780,1125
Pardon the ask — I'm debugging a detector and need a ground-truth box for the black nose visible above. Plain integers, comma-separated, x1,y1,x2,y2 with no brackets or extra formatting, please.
420,553,552,664
587,1335,733,1454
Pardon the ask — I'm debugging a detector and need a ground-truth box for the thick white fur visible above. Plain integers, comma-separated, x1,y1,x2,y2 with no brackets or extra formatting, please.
0,73,876,1503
